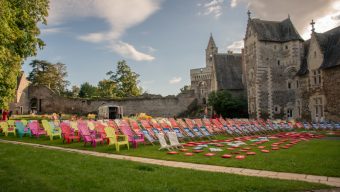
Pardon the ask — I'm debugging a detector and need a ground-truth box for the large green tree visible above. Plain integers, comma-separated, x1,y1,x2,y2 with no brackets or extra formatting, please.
208,90,248,118
107,60,142,97
0,0,49,109
28,60,70,93
97,79,117,98
78,82,98,98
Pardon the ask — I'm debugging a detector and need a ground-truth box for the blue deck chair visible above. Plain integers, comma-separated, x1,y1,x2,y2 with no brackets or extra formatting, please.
15,121,31,138
183,128,195,138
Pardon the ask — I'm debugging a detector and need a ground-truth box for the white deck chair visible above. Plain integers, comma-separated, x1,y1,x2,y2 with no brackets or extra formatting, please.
156,133,172,151
167,132,183,149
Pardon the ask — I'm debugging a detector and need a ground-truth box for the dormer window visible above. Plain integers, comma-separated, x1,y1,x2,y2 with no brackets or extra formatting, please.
314,51,317,58
277,60,280,66
311,70,321,87
285,45,288,49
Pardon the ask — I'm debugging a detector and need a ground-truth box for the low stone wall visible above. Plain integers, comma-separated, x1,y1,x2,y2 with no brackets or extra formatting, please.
27,85,196,117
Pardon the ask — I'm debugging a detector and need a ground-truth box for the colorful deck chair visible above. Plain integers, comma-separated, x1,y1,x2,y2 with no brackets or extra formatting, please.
28,121,47,138
140,120,157,139
167,132,183,149
60,122,80,144
104,127,129,151
0,121,16,136
15,121,31,138
168,118,186,139
120,124,145,148
156,132,172,151
42,120,62,140
78,122,103,147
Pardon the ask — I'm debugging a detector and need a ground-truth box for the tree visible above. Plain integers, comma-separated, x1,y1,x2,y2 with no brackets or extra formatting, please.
28,60,70,93
107,60,142,97
78,82,98,98
97,79,117,98
0,0,49,109
71,85,80,98
180,85,190,93
208,90,248,118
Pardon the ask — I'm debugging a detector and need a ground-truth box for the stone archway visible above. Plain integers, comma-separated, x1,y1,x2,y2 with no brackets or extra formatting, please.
30,98,38,113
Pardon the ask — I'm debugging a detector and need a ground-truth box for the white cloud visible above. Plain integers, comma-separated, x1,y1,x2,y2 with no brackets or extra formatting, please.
47,0,161,61
198,0,225,18
169,77,182,84
111,41,155,61
144,46,157,53
230,0,238,8
227,40,244,53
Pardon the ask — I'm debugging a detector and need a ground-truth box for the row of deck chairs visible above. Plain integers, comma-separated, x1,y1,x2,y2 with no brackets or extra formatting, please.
1,118,339,151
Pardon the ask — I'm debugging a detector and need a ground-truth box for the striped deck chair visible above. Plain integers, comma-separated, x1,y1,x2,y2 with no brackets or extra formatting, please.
177,119,195,139
140,120,157,139
167,132,183,149
149,119,163,136
168,118,186,140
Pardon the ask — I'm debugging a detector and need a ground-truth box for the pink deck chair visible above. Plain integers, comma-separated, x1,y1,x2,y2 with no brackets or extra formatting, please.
28,121,47,138
120,125,145,148
78,122,103,147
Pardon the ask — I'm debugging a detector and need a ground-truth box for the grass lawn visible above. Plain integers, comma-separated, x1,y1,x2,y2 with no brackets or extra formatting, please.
1,134,340,177
0,142,330,192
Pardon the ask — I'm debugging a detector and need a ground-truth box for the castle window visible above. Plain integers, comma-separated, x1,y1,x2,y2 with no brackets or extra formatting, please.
287,109,293,118
285,45,288,49
296,80,299,88
277,60,280,66
311,70,321,86
314,51,317,58
288,82,292,89
274,45,277,50
313,97,324,120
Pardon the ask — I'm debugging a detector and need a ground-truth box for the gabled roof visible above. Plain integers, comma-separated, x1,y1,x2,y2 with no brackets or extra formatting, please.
249,18,303,42
316,26,340,69
213,54,244,90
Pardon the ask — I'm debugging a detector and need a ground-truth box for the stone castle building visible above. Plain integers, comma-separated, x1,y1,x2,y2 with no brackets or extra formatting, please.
243,12,340,121
190,34,245,103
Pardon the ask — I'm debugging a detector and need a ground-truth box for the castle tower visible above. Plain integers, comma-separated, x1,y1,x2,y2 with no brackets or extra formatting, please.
206,33,218,68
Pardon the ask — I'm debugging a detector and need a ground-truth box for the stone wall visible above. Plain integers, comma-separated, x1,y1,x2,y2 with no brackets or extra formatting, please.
27,85,196,117
323,67,340,121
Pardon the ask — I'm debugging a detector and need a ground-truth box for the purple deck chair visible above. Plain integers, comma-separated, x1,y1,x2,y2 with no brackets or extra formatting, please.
78,122,103,147
120,125,145,148
28,121,47,138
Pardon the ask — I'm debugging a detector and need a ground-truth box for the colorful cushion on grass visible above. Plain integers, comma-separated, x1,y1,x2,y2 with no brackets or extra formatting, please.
221,154,232,158
258,146,266,149
167,151,179,155
271,147,279,150
180,148,189,152
204,153,216,157
261,150,270,153
246,152,256,155
235,155,246,160
192,150,204,153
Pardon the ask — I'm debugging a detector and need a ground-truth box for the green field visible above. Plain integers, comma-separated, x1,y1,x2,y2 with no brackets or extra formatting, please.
1,134,340,177
0,142,330,192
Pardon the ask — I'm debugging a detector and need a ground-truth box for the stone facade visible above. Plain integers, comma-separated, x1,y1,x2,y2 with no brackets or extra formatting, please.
190,34,245,103
244,13,340,122
18,85,196,117
9,72,30,115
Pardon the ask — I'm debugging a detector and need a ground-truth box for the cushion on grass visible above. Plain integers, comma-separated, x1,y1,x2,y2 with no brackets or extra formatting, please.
192,150,204,153
227,147,235,150
167,151,179,155
258,146,266,149
231,151,240,154
243,147,251,150
271,147,279,150
235,155,246,160
221,154,232,158
204,153,216,157
183,144,195,147
215,144,224,147
246,152,256,155
261,150,270,153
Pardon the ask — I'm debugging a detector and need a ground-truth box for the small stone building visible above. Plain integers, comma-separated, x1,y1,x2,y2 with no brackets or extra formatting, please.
190,34,245,104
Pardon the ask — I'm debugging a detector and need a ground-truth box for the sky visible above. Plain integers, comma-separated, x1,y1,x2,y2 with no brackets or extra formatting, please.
23,0,340,96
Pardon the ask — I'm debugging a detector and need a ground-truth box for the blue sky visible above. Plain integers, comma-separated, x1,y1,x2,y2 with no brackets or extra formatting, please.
23,0,340,96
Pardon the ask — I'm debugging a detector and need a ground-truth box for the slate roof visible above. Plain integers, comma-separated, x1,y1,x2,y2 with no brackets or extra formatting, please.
317,26,340,69
298,26,340,75
213,54,244,90
250,18,303,42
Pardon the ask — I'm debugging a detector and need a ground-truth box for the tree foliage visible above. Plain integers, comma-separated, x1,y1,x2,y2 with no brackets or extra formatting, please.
208,90,248,118
78,82,98,98
107,60,141,97
28,60,70,93
0,0,49,109
97,79,117,98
